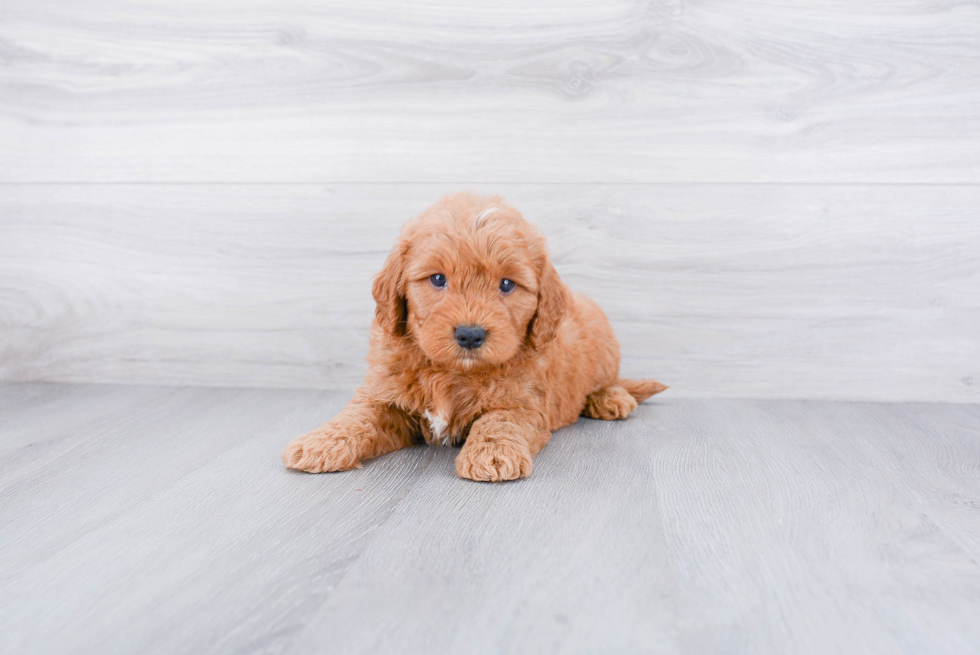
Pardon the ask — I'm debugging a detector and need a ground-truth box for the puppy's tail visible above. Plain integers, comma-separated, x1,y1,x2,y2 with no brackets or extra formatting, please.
618,378,669,403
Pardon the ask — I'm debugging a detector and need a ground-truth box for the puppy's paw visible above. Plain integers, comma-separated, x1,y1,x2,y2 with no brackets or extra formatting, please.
282,429,361,473
583,385,638,420
456,439,533,482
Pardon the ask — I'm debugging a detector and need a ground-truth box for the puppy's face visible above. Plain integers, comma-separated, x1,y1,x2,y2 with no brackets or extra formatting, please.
373,193,568,370
403,216,539,368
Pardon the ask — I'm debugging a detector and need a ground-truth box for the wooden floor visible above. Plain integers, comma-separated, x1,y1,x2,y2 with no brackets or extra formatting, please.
1,383,978,654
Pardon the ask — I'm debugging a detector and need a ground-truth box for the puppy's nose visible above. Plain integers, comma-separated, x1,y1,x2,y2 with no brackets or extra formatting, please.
454,325,487,350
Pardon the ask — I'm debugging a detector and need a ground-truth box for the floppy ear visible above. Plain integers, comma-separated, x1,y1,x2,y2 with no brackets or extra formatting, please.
528,256,571,349
372,240,409,337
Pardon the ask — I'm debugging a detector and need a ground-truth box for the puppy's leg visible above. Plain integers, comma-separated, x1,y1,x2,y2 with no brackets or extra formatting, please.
282,394,416,473
455,410,549,482
582,385,638,420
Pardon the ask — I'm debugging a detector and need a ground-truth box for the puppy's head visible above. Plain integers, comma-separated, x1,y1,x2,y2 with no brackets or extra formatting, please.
372,192,570,369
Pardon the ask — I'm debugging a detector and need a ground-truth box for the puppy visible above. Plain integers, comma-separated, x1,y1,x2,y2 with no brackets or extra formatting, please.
282,192,667,481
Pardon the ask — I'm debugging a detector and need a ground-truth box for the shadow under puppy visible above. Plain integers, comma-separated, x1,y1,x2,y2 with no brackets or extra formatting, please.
283,192,667,481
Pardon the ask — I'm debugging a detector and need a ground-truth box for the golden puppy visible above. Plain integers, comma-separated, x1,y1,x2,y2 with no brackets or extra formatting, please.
282,192,666,481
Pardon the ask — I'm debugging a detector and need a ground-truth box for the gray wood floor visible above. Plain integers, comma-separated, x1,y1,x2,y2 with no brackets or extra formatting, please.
1,383,978,654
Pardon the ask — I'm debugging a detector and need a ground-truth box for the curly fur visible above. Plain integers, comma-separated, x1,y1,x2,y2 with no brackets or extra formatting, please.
282,192,667,481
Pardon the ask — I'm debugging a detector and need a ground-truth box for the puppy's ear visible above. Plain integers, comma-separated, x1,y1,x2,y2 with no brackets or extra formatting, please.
372,239,409,337
528,256,571,349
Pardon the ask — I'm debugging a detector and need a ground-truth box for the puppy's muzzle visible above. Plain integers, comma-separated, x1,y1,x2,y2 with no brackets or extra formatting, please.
454,325,487,350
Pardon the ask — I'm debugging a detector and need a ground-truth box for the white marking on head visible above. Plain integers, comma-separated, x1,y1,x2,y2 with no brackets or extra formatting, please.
424,410,450,446
474,207,497,228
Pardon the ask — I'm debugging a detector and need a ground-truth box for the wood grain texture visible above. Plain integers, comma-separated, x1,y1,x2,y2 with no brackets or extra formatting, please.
290,413,680,655
1,1,979,183
1,383,978,654
650,400,980,654
0,383,433,655
2,184,978,402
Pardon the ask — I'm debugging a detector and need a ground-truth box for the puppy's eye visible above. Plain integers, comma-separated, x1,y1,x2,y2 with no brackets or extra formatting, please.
429,273,447,288
499,278,516,294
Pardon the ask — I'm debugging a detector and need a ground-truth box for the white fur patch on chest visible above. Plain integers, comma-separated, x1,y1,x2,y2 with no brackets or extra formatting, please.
424,410,451,446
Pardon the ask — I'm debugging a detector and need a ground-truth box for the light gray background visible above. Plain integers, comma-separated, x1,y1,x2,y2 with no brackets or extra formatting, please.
2,5,980,654
2,0,979,401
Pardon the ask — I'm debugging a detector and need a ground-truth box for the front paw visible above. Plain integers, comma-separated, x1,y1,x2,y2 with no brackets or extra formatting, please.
282,428,361,473
455,438,533,482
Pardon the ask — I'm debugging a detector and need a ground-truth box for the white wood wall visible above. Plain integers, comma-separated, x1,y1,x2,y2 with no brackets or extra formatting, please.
2,1,978,402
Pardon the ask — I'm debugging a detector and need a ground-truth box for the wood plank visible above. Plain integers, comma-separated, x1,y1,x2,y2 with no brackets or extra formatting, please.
285,398,980,655
2,1,979,183
0,381,166,459
0,384,433,654
287,415,682,655
870,402,980,561
1,384,978,653
2,184,978,402
645,399,980,654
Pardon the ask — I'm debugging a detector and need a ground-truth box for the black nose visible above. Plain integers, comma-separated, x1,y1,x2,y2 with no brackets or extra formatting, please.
454,325,487,350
